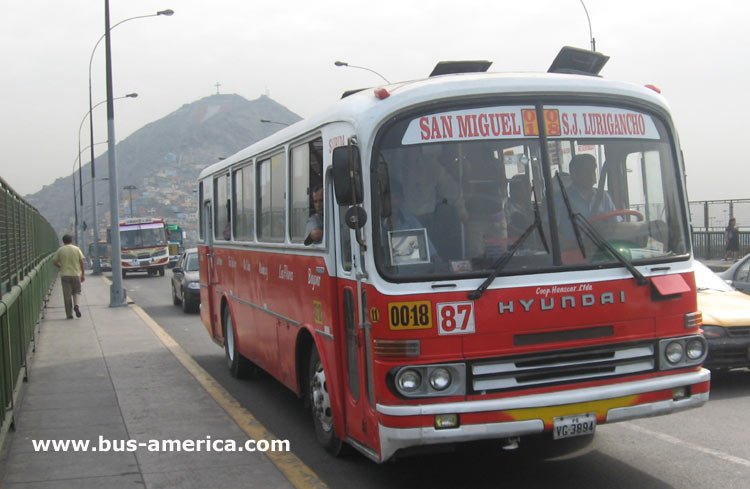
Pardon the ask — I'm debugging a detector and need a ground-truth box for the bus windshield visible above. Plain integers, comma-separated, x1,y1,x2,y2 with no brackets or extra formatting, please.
121,226,166,249
372,102,688,280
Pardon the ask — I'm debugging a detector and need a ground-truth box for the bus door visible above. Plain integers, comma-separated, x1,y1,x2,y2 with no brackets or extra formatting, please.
335,200,377,450
201,201,220,337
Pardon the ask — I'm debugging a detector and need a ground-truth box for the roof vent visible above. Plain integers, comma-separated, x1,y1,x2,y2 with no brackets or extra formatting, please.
429,60,492,77
548,46,609,76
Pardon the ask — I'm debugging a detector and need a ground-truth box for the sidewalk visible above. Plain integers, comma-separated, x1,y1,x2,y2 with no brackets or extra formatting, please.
0,274,299,489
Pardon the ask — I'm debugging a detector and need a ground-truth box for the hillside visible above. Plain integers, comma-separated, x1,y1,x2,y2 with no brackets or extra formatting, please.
25,94,301,246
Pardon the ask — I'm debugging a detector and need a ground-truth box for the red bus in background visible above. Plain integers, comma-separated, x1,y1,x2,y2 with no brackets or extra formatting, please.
197,48,709,463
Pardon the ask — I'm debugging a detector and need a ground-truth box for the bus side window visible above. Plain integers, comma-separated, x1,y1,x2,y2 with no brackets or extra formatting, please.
258,153,286,241
214,173,231,240
291,138,324,245
198,181,204,241
233,164,255,241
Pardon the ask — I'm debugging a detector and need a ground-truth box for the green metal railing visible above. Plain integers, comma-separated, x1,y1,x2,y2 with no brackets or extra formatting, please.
1,176,58,450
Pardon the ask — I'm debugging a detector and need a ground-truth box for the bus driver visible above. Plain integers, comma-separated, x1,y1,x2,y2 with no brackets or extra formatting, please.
566,153,617,218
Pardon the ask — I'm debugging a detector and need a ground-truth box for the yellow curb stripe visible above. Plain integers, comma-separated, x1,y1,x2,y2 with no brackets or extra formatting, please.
131,304,328,489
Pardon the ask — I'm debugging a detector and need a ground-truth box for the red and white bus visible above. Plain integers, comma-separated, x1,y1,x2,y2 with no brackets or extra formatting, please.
197,48,709,462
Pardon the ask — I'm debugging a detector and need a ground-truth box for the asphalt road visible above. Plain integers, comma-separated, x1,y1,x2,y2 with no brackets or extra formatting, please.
125,272,750,489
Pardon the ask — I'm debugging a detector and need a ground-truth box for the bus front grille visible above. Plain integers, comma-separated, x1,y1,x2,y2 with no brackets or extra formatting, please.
470,342,655,393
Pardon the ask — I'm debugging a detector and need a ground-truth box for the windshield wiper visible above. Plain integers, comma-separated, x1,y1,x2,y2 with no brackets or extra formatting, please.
556,173,587,258
555,173,648,286
469,195,549,300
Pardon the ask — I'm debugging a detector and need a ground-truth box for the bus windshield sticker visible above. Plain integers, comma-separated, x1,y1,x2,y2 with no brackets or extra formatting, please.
388,228,430,265
401,105,659,144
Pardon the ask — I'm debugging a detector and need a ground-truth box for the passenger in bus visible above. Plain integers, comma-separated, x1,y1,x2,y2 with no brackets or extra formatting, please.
383,181,438,260
304,185,324,245
505,175,533,238
394,145,467,226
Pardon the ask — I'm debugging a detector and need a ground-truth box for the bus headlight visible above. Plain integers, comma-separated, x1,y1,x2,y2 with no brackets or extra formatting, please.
665,341,684,364
686,338,705,360
658,335,706,370
429,368,452,391
392,364,465,398
396,369,422,393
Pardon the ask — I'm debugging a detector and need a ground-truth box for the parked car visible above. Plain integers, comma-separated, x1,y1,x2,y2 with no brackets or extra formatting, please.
695,261,750,371
171,248,200,313
718,253,750,294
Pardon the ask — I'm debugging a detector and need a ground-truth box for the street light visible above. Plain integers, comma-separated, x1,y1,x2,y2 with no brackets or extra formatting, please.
97,4,173,306
78,93,137,275
72,144,107,246
79,177,109,246
260,118,290,127
334,60,390,84
78,95,136,201
123,185,138,217
86,10,169,275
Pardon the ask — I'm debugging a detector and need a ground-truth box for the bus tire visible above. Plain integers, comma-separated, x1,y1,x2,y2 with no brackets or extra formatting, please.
159,268,165,277
308,347,344,455
223,307,258,379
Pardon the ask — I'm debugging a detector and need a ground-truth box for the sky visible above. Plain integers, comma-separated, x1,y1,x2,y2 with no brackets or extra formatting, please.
1,0,748,202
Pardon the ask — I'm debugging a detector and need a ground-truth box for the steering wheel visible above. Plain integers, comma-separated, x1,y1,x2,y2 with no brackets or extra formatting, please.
589,209,644,223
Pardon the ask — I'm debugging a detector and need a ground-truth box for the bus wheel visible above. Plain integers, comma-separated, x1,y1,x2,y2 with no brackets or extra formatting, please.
308,348,344,455
223,308,258,379
159,268,165,277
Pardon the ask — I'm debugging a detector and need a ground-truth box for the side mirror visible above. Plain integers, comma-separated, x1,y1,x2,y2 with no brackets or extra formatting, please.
332,145,363,205
344,206,367,230
173,267,183,274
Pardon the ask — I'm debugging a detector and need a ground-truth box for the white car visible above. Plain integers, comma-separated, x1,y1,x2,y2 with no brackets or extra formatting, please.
718,253,750,294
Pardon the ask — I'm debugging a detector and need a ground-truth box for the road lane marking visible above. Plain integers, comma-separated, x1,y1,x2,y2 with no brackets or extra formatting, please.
623,423,750,468
131,304,329,489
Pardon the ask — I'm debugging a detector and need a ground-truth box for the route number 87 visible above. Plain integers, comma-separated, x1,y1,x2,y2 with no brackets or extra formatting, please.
437,302,475,335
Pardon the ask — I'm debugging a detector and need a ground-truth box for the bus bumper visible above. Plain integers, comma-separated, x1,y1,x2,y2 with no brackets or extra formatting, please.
375,369,710,462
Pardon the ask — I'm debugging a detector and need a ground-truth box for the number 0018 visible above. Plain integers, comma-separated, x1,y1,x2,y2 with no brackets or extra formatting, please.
388,301,432,330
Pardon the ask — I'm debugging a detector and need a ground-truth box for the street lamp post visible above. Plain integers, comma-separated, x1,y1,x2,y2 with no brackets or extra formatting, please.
123,185,137,217
334,60,390,84
94,4,173,305
86,10,171,275
78,94,137,275
72,141,109,248
72,170,80,245
80,177,109,252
